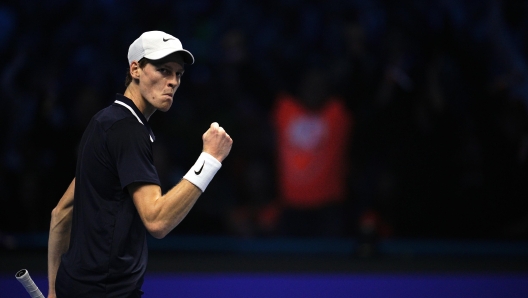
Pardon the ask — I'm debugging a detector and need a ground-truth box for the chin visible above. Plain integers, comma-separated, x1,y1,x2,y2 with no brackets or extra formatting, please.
158,103,172,112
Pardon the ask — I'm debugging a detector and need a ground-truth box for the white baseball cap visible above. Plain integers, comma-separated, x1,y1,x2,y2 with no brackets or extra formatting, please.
128,31,195,65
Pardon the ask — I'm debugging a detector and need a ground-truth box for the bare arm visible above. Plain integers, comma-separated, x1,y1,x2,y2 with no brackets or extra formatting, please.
131,122,232,239
48,178,75,298
129,179,202,239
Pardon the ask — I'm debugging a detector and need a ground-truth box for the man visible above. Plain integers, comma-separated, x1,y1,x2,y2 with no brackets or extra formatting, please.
47,31,233,297
266,67,353,237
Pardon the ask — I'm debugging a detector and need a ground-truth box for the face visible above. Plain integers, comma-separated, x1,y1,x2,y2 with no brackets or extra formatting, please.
136,57,185,113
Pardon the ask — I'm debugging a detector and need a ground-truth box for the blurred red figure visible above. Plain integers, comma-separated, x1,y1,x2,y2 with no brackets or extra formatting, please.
265,68,354,237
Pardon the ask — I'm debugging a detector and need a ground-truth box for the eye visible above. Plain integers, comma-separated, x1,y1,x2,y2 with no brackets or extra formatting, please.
158,67,169,74
176,71,183,78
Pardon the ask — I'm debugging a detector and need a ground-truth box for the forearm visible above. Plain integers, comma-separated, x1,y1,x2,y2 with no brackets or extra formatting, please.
47,178,75,297
157,179,202,235
47,216,71,296
154,151,224,230
133,122,232,238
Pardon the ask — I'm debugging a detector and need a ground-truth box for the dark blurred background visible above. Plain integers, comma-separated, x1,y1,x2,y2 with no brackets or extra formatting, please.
1,0,528,271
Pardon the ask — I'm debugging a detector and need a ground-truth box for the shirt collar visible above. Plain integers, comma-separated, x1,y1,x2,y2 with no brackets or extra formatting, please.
113,94,156,142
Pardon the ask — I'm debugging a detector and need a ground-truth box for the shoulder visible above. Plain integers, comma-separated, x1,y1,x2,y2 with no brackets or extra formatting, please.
108,117,149,141
92,104,139,132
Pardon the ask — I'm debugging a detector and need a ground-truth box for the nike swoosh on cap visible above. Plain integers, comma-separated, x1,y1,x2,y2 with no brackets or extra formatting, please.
163,38,174,42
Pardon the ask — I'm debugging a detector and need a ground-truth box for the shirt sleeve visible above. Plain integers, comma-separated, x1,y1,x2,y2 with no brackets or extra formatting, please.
107,117,161,189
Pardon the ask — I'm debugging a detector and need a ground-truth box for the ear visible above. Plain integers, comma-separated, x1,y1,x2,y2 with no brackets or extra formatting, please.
130,61,141,80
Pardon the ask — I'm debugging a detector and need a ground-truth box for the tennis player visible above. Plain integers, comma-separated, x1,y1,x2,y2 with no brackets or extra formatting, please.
47,31,233,298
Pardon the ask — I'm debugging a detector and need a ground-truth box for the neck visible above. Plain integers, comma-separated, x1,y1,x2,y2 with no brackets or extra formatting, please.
123,84,156,120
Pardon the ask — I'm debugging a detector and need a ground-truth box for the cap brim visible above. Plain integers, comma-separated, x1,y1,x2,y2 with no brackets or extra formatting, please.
144,49,195,65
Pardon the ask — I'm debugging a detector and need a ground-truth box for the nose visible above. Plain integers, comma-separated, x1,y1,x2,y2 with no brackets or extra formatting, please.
168,74,179,89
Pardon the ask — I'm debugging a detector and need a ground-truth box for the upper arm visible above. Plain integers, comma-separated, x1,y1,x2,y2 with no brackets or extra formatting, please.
51,178,75,226
128,180,202,239
128,182,163,236
55,178,75,211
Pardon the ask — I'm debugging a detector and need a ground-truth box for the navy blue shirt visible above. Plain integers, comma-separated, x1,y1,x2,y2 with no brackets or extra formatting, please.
57,94,160,297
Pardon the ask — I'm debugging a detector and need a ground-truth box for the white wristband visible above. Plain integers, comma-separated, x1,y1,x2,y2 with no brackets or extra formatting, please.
183,152,222,192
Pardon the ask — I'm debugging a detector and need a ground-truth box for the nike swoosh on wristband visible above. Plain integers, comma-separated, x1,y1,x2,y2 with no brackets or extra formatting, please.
163,38,174,42
194,161,205,175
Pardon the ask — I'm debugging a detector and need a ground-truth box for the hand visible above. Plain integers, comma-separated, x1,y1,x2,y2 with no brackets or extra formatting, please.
202,122,233,163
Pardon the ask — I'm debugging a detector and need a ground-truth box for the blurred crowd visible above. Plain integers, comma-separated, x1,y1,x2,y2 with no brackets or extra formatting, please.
1,0,528,243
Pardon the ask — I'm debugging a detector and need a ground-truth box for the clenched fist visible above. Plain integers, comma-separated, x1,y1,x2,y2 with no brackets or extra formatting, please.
202,122,233,163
